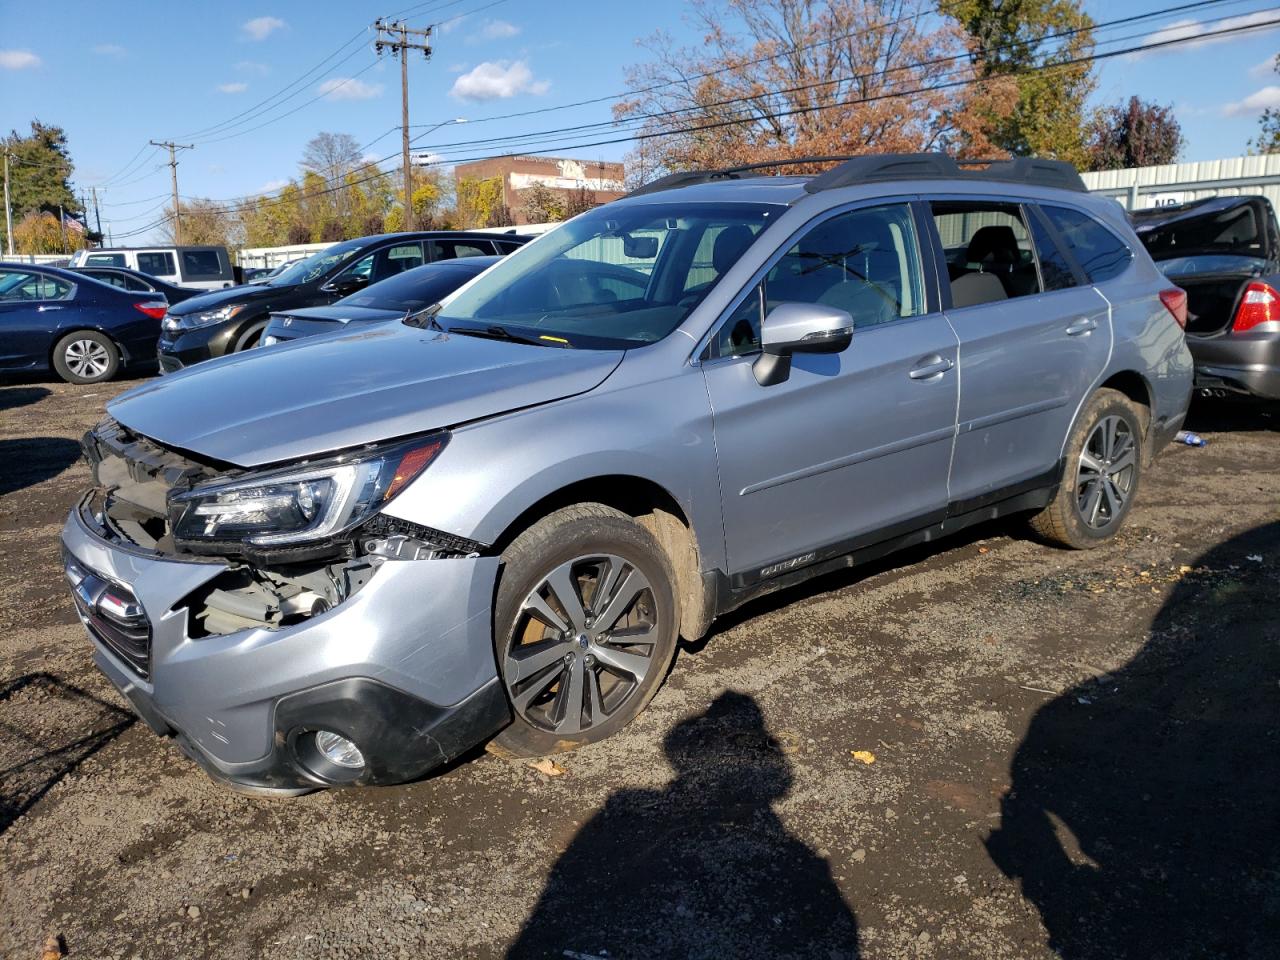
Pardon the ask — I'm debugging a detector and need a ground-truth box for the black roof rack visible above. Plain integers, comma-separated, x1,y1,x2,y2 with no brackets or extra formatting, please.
627,152,1086,198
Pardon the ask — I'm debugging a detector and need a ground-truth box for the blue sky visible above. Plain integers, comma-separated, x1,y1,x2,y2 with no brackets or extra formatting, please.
1,0,1278,243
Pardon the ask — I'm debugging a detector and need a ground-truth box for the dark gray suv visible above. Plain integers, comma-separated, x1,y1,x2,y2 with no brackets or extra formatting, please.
64,154,1193,795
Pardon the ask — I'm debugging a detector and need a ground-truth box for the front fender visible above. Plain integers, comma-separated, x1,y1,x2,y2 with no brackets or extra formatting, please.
381,366,726,572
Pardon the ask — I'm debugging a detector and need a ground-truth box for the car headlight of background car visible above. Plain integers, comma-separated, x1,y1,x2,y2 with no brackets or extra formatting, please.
168,435,447,551
177,303,249,330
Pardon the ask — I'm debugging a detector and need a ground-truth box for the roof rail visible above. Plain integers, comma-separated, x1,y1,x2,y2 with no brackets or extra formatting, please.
627,152,1087,199
626,155,858,197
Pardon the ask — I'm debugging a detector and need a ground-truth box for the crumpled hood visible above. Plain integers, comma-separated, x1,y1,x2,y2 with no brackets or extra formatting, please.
109,323,623,466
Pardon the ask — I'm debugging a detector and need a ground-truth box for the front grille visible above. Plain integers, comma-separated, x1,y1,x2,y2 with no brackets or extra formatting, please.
65,551,152,679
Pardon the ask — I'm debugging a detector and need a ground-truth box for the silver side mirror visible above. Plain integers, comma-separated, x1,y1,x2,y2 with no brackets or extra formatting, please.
754,302,854,386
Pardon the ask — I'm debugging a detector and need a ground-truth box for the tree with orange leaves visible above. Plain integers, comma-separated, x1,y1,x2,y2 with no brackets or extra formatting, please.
614,0,1019,182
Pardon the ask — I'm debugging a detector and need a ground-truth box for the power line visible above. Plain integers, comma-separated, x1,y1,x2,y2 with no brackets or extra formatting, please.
111,8,1279,237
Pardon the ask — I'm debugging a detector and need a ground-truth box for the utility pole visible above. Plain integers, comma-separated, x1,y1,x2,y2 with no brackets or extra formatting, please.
3,149,13,256
91,186,103,243
150,139,193,243
374,18,432,231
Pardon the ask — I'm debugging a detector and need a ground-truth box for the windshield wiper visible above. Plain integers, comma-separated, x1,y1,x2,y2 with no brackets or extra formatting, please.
446,323,561,347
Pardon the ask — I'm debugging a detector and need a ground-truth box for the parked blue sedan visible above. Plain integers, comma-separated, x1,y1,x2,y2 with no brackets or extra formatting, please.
0,263,168,384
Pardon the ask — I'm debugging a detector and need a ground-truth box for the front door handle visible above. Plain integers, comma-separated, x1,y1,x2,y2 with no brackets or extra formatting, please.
1066,317,1097,336
908,355,955,380
37,305,65,312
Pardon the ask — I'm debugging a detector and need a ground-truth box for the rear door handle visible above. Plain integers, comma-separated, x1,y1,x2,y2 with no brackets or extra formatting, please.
908,354,955,380
1065,317,1097,336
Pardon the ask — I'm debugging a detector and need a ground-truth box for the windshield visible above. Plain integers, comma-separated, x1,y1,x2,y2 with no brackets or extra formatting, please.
436,202,784,348
268,241,365,286
1135,201,1270,262
1156,254,1268,276
340,261,490,312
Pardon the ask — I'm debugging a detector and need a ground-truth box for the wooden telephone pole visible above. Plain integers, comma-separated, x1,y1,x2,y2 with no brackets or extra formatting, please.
150,139,193,243
374,18,432,231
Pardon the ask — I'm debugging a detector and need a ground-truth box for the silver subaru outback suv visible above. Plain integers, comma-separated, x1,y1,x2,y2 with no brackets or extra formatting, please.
63,154,1193,795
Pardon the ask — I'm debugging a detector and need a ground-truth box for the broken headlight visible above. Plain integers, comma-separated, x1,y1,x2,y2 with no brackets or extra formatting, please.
168,434,446,549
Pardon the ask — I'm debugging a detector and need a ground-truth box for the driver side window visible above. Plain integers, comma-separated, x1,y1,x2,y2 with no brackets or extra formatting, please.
712,203,925,357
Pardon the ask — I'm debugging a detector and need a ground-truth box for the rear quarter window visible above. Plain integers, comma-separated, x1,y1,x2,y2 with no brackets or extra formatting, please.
180,250,226,279
136,251,176,276
1041,205,1133,284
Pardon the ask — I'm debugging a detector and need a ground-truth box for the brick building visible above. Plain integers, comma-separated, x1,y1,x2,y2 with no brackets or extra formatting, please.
453,155,626,225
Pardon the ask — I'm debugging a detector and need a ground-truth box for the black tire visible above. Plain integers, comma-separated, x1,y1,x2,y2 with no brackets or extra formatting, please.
51,330,120,385
1030,388,1144,549
234,322,267,351
489,503,680,758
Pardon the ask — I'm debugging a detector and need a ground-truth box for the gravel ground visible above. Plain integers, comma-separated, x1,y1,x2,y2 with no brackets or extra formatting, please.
1,377,1277,960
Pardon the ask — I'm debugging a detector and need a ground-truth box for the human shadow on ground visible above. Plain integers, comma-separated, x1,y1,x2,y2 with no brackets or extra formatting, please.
0,436,82,496
507,691,859,959
0,385,50,412
0,672,135,834
987,522,1280,959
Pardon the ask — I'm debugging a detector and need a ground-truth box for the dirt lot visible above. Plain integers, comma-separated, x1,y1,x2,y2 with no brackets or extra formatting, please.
1,377,1277,960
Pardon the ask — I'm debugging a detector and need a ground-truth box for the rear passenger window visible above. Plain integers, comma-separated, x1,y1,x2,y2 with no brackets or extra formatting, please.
1040,206,1132,283
1027,212,1077,291
427,239,493,261
931,202,1040,308
136,251,175,276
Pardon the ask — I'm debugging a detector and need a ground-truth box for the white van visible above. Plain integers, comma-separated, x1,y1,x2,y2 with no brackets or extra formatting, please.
69,245,235,291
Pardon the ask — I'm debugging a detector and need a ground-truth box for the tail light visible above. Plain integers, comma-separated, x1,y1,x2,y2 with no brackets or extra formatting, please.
134,301,168,320
1159,288,1187,329
1232,281,1280,333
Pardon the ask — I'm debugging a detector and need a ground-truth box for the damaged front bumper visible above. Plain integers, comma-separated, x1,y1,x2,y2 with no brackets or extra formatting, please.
61,496,509,795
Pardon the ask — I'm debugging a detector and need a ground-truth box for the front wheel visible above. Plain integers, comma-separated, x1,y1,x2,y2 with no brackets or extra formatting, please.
1030,388,1144,549
489,503,680,758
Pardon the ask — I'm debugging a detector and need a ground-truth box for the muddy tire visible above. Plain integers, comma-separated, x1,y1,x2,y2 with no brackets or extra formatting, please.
51,330,120,384
489,503,679,758
1030,388,1144,549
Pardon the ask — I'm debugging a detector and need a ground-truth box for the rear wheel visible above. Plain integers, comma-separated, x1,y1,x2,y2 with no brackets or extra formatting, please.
52,330,120,384
489,503,679,758
235,322,267,351
1030,388,1143,549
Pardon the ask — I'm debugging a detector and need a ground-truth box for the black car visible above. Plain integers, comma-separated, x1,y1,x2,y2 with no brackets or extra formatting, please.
0,263,167,384
157,232,528,373
262,255,500,347
1132,195,1280,401
70,265,203,305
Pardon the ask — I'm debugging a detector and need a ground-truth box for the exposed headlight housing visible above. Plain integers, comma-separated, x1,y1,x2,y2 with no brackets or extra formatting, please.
182,303,248,329
167,435,447,556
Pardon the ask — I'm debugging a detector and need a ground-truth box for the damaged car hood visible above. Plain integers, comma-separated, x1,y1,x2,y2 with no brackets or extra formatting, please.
108,323,623,466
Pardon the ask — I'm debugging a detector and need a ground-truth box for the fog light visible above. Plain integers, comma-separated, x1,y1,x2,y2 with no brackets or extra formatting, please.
314,730,364,769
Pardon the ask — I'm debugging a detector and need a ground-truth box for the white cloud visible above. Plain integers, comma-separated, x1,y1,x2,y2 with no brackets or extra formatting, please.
1130,12,1280,60
1249,54,1278,79
318,77,383,101
260,178,290,193
1224,85,1280,116
217,81,249,94
93,43,126,57
0,50,41,70
439,16,466,35
361,153,383,165
478,19,521,40
242,16,285,41
236,60,270,74
450,60,549,101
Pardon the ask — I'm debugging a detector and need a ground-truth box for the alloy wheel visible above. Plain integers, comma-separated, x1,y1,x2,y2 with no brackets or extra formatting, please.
503,553,660,736
1076,415,1136,529
64,339,111,379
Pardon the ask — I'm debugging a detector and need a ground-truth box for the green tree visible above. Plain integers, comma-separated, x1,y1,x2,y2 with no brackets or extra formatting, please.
455,176,509,229
5,120,80,220
952,0,1096,167
1250,55,1280,154
1085,97,1183,171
